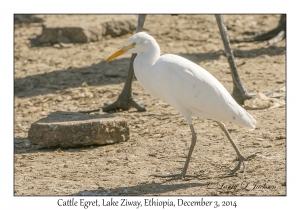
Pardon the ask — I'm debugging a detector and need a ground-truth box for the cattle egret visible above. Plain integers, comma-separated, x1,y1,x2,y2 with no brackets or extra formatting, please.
101,15,254,113
106,32,257,179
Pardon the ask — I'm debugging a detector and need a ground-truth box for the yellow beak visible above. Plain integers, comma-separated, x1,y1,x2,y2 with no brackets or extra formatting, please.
105,45,134,62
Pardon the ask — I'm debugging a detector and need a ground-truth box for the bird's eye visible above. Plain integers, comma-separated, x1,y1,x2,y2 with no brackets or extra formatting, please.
132,43,136,47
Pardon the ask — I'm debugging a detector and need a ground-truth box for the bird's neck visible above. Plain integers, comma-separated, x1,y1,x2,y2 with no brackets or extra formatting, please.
137,42,161,65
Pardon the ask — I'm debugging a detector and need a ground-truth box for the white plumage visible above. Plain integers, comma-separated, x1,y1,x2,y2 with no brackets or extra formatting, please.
106,32,256,179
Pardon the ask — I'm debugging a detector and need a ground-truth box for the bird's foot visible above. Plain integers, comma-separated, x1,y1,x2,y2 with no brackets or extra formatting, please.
230,30,286,45
221,152,259,177
233,88,283,105
231,90,256,105
230,14,286,45
230,15,286,45
102,96,146,112
79,97,146,114
151,173,200,181
78,96,146,114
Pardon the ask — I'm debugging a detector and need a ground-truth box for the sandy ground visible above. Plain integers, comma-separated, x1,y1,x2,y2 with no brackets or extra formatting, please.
14,14,286,196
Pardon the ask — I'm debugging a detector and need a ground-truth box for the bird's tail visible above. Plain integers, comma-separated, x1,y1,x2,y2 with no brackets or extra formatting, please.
236,109,257,131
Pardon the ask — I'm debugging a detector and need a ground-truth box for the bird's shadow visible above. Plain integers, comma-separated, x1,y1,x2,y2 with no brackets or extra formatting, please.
70,181,208,196
14,59,129,98
14,45,285,99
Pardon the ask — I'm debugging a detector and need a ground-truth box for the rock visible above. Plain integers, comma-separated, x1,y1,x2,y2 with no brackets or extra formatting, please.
31,25,103,46
28,111,129,148
30,16,136,47
103,20,136,37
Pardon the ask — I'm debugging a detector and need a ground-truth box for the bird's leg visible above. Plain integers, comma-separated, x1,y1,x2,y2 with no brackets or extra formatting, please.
215,121,257,176
102,53,146,112
80,54,145,113
102,14,147,112
152,124,199,181
215,15,255,105
230,14,286,45
83,15,147,114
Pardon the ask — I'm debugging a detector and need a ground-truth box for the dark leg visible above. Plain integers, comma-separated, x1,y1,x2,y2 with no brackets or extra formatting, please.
230,14,286,45
152,124,198,180
215,121,257,176
215,15,255,105
102,14,147,112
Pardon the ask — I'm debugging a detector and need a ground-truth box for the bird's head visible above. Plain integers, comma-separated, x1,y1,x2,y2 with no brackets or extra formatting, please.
105,32,153,62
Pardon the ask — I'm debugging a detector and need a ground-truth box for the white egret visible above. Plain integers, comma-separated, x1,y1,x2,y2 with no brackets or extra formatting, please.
106,32,257,179
101,15,254,113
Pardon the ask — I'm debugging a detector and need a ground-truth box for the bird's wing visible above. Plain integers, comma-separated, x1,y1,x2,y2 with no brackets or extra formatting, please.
153,54,256,129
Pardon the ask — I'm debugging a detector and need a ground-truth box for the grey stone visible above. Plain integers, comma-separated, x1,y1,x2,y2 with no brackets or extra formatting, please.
103,20,136,37
28,111,129,148
30,25,103,46
30,19,136,47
